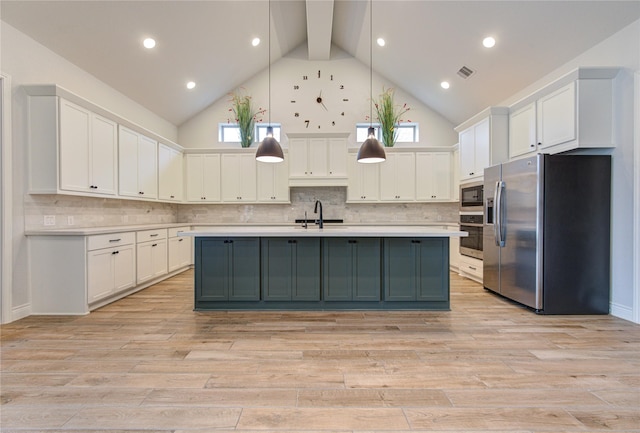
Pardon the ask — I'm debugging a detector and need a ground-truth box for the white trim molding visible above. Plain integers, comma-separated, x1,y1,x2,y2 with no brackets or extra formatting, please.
1,72,13,324
634,70,640,324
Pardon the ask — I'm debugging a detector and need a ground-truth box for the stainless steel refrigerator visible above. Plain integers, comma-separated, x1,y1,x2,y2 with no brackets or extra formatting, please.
483,154,611,314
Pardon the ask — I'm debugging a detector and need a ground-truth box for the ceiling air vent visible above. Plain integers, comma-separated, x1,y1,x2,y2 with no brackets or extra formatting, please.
457,66,475,79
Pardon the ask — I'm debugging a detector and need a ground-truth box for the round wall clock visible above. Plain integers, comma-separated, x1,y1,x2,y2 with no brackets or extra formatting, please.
289,69,349,129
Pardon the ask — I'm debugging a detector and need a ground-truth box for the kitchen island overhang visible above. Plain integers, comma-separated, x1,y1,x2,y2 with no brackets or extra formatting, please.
180,226,467,311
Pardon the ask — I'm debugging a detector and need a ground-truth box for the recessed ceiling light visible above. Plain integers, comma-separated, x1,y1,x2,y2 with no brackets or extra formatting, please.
376,38,386,47
143,38,156,49
186,81,196,90
483,36,496,48
252,37,261,47
440,81,450,90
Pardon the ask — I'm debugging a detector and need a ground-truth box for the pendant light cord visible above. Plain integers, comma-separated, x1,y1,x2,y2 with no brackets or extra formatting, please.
268,0,271,126
369,0,373,127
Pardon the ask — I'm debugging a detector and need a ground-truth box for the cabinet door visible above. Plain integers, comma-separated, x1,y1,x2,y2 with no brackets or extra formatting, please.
459,128,476,180
292,238,320,300
169,237,191,272
347,155,379,202
221,154,256,202
87,248,115,303
118,126,140,197
415,238,448,301
186,154,220,202
136,241,154,284
196,238,229,301
327,138,347,177
322,239,352,301
384,239,416,301
308,138,329,177
352,238,381,301
537,82,576,149
261,238,292,300
289,138,309,177
323,238,380,301
90,114,117,195
228,238,260,300
202,155,221,201
473,118,490,176
158,144,183,201
257,158,289,202
416,153,452,201
380,153,415,201
137,134,158,199
509,102,537,158
113,245,136,293
59,99,91,193
151,239,168,279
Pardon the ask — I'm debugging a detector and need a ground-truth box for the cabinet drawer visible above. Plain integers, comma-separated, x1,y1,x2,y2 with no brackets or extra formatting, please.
87,232,135,251
137,229,167,243
459,256,483,279
168,226,191,238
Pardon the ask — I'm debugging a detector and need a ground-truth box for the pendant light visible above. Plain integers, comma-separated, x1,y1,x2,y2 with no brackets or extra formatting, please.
357,0,385,164
256,0,284,163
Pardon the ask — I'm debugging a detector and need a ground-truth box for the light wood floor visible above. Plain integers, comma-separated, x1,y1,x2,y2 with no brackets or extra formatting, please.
1,269,639,432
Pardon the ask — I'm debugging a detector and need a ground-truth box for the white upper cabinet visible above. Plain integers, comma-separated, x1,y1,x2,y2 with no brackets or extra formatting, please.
257,157,290,203
288,136,348,186
28,95,118,196
379,152,416,202
347,153,380,202
221,153,257,202
185,154,221,202
509,102,537,159
158,143,184,202
59,99,118,196
456,107,509,182
507,68,618,156
118,126,158,199
416,152,452,201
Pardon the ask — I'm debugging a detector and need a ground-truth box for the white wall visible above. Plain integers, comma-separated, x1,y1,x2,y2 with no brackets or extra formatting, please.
0,22,180,322
499,19,640,322
179,44,458,149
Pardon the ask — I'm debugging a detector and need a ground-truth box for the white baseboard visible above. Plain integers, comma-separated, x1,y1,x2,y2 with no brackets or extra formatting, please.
11,303,31,322
610,302,635,323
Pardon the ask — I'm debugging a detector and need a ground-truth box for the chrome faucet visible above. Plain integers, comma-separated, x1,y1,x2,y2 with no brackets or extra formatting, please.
314,200,323,229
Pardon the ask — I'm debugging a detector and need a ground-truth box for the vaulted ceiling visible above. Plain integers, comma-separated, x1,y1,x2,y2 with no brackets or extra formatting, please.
2,1,639,126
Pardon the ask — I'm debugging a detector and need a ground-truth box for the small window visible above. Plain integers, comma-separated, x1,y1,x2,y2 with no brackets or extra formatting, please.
219,123,242,143
356,123,419,143
256,124,281,142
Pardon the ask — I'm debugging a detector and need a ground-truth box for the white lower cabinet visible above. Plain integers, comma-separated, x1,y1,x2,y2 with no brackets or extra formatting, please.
29,226,192,315
87,242,136,304
459,255,483,284
136,229,168,284
168,227,193,272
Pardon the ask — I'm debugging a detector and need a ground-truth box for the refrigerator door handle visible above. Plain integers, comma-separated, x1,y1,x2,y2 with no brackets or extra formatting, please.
495,181,506,247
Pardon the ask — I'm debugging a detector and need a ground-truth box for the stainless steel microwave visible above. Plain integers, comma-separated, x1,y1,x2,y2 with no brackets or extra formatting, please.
460,182,484,211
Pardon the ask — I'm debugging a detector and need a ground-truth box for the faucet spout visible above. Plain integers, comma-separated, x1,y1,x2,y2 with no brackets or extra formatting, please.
314,200,323,229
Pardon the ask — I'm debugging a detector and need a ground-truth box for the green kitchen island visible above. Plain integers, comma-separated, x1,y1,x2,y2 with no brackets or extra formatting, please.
180,226,467,311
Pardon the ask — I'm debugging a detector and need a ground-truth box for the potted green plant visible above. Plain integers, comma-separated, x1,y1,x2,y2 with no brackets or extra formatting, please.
229,89,265,148
374,87,411,147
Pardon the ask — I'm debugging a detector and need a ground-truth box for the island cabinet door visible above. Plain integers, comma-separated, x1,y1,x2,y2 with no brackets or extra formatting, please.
323,238,381,301
415,238,449,301
196,238,260,302
261,238,320,301
384,238,449,302
384,238,417,301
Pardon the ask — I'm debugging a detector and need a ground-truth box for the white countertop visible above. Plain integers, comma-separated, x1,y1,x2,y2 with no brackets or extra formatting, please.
182,225,467,238
25,223,464,237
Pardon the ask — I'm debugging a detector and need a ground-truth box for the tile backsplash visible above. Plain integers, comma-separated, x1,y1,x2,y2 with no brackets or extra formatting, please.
25,188,459,230
24,195,178,230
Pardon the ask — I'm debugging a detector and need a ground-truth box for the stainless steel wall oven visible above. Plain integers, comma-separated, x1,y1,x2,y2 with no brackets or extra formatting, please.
459,213,483,259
